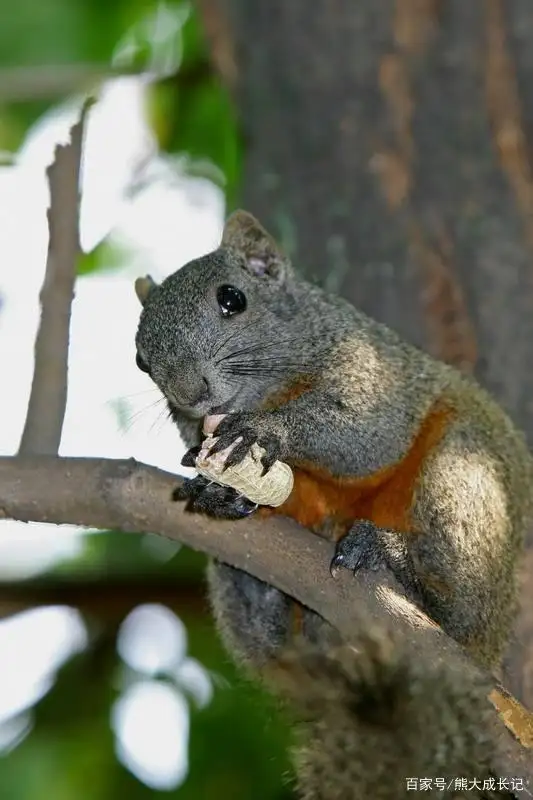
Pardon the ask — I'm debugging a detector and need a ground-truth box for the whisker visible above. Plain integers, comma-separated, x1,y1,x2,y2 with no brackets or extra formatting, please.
218,336,304,363
223,360,320,370
120,388,160,400
221,365,318,377
148,402,173,435
210,319,259,361
224,354,321,366
121,396,166,434
220,351,328,370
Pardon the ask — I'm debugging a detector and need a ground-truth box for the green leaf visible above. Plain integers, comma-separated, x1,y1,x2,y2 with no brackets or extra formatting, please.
0,100,54,153
77,238,128,277
179,2,208,70
150,73,241,207
147,3,242,206
0,0,188,151
0,0,179,70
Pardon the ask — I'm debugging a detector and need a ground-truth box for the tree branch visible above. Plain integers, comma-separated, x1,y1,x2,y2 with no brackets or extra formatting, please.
0,64,143,102
0,576,207,622
0,454,531,783
18,101,92,456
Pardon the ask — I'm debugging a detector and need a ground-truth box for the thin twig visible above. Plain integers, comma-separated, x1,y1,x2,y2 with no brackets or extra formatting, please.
0,454,531,783
18,100,93,456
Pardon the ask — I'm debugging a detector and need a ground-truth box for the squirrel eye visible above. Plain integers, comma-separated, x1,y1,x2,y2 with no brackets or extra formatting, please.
217,285,247,316
136,352,150,374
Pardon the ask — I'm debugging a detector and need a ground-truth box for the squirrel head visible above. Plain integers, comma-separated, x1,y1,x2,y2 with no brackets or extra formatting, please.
134,210,301,420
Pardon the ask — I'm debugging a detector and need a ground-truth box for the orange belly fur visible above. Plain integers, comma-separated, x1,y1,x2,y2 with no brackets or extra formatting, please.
261,401,452,539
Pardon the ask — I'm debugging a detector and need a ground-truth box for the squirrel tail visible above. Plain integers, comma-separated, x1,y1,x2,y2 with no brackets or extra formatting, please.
272,624,512,800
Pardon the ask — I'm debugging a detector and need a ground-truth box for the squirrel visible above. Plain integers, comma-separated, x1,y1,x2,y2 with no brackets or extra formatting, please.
269,622,518,799
134,210,532,794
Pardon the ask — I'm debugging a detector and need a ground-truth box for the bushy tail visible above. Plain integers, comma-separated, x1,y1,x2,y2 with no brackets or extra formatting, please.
273,625,514,800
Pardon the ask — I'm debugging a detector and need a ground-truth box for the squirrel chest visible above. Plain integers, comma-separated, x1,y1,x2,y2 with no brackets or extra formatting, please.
261,403,451,540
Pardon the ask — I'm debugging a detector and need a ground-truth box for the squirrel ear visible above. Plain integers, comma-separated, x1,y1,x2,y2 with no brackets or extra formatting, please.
134,275,157,307
221,210,291,282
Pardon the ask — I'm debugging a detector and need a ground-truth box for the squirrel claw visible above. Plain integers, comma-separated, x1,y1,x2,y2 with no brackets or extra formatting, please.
331,520,383,577
172,475,258,520
181,445,202,467
234,495,259,516
329,554,346,579
210,413,285,471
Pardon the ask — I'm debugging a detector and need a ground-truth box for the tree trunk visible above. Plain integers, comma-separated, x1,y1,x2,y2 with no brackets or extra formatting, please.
202,0,533,707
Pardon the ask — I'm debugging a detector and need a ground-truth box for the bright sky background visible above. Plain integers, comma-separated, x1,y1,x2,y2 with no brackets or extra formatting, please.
0,75,222,789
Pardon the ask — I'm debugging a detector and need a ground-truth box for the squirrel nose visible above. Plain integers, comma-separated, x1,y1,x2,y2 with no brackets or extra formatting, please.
173,374,210,407
192,377,209,405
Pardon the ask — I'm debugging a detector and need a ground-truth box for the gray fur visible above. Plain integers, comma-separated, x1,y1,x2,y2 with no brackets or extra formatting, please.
275,625,515,799
135,209,533,790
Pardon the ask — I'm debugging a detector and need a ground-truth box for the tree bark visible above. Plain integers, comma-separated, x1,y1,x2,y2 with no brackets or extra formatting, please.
0,455,531,778
207,0,533,706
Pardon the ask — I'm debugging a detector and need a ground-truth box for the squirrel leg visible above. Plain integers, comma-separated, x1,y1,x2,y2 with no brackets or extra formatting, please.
207,562,296,671
331,521,425,605
207,562,341,674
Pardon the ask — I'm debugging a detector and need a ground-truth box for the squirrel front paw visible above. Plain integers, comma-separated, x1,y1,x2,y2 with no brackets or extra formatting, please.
207,412,287,475
173,475,258,520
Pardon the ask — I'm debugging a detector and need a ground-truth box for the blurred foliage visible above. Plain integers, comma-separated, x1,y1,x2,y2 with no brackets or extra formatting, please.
0,0,241,234
0,592,294,799
0,0,294,798
77,239,130,276
0,529,295,798
147,9,241,206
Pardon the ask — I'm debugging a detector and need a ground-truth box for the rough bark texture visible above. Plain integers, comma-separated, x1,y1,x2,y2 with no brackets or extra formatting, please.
0,455,531,777
209,0,533,706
